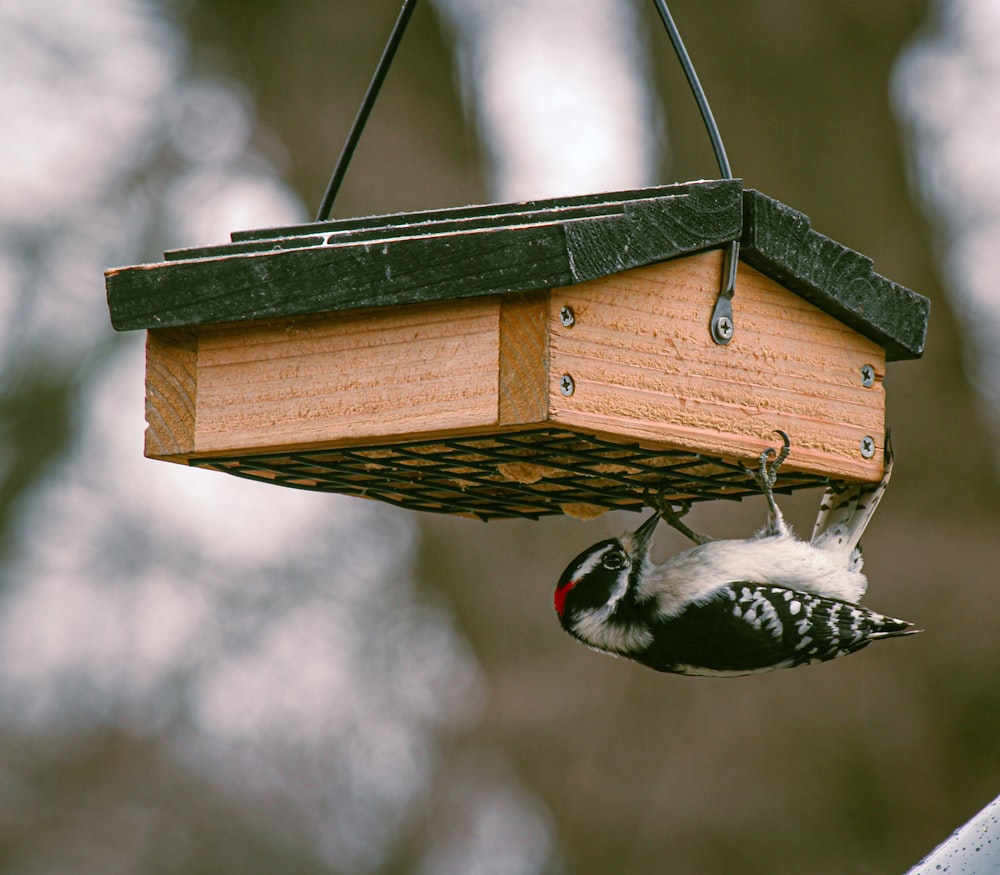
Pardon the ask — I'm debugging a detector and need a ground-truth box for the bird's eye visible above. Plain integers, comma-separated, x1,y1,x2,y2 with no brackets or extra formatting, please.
602,550,628,570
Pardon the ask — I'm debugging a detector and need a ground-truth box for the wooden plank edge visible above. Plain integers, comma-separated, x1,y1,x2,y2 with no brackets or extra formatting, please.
143,411,882,488
498,290,550,425
550,419,885,483
142,422,566,464
144,328,198,460
228,179,740,243
166,183,737,262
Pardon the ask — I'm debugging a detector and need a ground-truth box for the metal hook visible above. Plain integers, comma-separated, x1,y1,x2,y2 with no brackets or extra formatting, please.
651,0,740,345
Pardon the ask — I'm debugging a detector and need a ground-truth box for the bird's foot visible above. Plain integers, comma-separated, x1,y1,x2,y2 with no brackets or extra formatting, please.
746,430,791,536
749,429,791,490
650,494,712,545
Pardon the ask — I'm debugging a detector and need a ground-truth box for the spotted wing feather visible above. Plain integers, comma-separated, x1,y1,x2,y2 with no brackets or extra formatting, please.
635,583,915,677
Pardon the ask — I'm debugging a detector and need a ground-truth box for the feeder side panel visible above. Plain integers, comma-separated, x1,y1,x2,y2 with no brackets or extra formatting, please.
548,250,887,482
158,297,504,458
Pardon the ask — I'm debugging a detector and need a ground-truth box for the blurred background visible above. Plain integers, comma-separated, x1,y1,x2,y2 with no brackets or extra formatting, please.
1,0,998,872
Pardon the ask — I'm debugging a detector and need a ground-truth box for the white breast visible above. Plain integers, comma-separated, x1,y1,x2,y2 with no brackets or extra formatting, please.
640,534,868,617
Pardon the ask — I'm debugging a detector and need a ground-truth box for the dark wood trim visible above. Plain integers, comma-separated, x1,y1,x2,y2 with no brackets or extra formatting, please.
740,189,929,361
104,180,929,362
106,180,741,331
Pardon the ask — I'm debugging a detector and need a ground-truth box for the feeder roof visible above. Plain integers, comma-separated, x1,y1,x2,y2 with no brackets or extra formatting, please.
105,179,928,361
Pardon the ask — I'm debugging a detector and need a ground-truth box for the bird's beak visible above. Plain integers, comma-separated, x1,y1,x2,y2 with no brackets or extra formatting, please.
627,510,660,558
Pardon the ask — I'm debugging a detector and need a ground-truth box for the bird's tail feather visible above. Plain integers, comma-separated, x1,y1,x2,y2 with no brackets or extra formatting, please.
869,616,920,639
810,433,893,556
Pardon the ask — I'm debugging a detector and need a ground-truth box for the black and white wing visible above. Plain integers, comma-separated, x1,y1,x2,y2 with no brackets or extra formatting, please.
635,582,916,677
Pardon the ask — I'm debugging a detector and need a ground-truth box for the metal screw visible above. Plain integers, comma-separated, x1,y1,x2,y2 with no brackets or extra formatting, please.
559,305,575,327
713,315,734,342
860,436,876,458
861,364,875,388
559,374,575,396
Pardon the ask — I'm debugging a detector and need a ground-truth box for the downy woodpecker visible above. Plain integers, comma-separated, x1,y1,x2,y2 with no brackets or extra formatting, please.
554,433,917,676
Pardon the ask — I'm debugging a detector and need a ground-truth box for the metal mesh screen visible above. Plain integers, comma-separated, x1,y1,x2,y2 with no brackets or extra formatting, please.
188,429,833,520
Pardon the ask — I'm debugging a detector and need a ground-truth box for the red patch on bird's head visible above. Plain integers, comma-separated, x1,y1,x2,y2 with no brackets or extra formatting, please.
554,579,577,616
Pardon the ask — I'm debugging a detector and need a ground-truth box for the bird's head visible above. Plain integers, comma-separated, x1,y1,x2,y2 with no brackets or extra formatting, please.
553,511,660,627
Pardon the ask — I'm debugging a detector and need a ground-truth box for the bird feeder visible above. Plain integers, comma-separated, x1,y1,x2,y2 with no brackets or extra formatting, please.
104,180,928,520
103,1,929,520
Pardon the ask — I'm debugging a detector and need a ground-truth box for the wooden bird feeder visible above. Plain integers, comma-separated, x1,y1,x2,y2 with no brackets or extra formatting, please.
104,0,929,520
104,179,929,520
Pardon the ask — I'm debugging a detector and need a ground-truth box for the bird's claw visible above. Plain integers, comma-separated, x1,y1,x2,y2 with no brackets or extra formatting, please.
650,494,691,518
746,430,792,537
649,491,711,545
747,429,791,492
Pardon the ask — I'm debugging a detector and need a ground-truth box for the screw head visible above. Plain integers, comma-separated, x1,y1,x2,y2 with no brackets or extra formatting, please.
860,436,876,458
861,364,875,388
559,305,576,328
559,374,575,396
714,315,734,342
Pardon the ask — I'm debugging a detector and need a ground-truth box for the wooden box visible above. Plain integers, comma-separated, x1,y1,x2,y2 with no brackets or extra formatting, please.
106,180,929,520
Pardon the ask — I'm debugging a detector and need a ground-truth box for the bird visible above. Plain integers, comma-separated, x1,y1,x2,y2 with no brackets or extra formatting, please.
553,432,918,677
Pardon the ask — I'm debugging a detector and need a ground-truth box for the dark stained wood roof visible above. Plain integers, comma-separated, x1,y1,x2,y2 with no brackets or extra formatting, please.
105,179,928,360
740,190,928,361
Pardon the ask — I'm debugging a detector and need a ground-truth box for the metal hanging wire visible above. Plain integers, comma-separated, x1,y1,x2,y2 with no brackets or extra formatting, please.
316,0,738,340
315,0,420,222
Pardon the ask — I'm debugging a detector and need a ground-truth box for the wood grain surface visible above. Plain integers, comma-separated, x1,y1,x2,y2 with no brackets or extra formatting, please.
144,249,886,486
548,250,886,480
178,297,502,456
145,328,197,459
